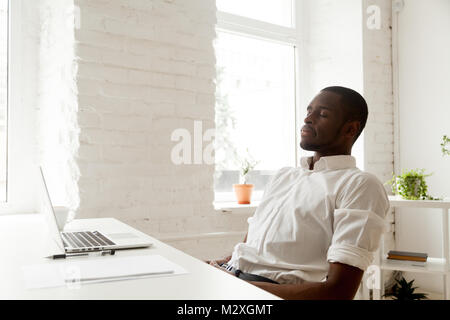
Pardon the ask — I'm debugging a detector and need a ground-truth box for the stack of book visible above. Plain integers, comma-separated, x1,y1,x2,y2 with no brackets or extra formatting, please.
387,250,428,267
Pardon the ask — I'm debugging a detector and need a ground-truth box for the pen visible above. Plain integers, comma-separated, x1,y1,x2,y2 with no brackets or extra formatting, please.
46,249,115,259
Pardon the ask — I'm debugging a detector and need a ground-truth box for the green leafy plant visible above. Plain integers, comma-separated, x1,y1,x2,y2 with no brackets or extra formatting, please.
386,169,439,200
441,135,450,156
235,148,259,184
383,277,428,300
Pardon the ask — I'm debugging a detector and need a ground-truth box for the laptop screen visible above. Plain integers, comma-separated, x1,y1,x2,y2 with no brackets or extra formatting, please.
39,167,65,253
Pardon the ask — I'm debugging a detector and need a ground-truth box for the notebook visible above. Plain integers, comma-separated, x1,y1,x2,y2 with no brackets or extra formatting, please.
22,254,187,289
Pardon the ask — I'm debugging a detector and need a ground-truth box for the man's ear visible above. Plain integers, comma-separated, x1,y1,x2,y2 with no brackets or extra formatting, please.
344,121,360,140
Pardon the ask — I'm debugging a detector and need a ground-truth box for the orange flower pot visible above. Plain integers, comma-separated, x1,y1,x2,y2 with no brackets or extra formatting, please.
233,184,254,204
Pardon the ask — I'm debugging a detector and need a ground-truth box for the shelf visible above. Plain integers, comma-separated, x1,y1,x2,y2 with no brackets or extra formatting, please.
213,201,260,214
213,201,260,210
388,195,450,209
381,257,448,275
375,197,450,300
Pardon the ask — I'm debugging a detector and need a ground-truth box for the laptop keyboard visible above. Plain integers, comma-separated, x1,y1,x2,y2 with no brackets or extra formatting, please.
61,231,116,249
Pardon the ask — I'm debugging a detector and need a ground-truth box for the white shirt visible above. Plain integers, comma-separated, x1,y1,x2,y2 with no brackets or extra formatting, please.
228,155,390,284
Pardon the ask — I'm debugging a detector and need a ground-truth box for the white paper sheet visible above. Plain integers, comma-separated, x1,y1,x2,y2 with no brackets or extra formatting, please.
22,254,188,290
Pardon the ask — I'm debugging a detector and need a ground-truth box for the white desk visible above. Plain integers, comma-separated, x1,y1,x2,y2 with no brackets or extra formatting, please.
0,214,280,300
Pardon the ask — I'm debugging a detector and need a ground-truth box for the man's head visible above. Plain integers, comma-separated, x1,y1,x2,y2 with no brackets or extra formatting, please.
300,86,368,155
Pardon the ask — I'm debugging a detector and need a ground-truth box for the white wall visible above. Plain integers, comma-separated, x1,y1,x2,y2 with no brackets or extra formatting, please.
396,0,450,295
72,0,249,259
301,0,395,185
301,0,364,98
300,0,365,169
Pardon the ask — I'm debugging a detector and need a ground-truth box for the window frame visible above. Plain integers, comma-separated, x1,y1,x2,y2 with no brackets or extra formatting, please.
0,0,37,215
214,1,304,203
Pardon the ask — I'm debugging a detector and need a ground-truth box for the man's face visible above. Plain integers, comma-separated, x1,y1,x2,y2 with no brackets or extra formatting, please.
300,91,347,152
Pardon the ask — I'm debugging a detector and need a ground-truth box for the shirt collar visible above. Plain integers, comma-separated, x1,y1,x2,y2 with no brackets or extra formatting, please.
300,155,356,171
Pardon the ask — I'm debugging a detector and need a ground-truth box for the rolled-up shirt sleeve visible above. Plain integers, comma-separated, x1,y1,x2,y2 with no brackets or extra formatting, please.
327,173,390,271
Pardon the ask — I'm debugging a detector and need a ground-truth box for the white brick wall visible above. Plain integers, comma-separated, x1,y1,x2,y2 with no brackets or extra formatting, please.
362,0,395,186
73,0,244,259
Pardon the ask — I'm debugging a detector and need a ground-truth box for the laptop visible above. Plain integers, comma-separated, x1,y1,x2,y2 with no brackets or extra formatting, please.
40,167,152,255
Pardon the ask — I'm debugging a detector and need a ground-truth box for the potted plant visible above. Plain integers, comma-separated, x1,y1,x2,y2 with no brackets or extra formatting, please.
233,148,259,204
383,276,428,300
386,169,439,200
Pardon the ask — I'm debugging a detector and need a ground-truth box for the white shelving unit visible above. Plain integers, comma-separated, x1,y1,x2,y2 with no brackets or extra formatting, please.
374,196,450,300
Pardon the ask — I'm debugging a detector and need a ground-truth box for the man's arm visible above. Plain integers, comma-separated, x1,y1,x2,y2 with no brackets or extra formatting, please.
248,262,363,300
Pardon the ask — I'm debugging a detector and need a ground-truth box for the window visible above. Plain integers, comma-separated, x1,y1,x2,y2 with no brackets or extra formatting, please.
0,0,37,214
214,0,299,202
0,0,8,202
217,0,294,27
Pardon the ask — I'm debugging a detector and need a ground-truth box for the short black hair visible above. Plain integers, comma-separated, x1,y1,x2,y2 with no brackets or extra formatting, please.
321,86,368,142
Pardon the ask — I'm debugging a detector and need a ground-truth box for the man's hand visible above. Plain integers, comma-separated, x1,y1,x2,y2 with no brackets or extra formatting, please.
205,255,236,276
209,261,236,277
204,233,247,277
205,255,231,266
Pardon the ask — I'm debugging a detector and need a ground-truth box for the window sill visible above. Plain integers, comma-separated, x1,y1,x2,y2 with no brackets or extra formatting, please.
213,200,260,215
